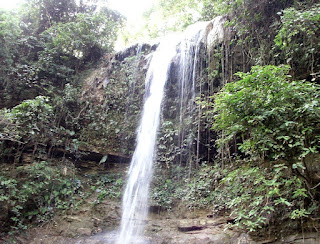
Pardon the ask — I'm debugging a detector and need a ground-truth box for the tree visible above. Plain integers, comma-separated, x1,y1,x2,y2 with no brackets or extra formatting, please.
275,3,320,80
0,0,123,107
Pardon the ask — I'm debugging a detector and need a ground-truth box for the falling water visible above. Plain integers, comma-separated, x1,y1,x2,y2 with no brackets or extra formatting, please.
177,22,209,171
116,35,179,244
116,17,226,244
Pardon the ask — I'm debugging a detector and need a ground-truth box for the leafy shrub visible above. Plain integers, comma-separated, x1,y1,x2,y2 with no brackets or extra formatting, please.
0,96,54,160
151,159,318,232
151,164,222,210
39,10,121,79
213,65,320,165
156,120,179,167
210,65,320,231
10,96,54,142
152,179,177,210
0,93,86,162
89,173,124,205
0,11,22,90
0,161,81,234
0,96,59,164
219,162,315,232
151,165,187,210
180,164,221,209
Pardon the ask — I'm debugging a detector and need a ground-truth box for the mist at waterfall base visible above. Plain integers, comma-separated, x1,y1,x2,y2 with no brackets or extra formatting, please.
99,18,225,244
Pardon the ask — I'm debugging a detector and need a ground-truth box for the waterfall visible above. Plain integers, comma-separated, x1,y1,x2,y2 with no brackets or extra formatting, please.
116,35,180,244
115,17,226,244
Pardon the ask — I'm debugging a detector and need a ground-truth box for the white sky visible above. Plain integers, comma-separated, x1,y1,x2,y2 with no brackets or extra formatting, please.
108,0,155,20
0,0,155,20
0,0,22,10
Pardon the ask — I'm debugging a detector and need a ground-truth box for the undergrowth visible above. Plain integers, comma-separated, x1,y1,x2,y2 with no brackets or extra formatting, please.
0,161,81,235
152,160,319,232
0,161,125,236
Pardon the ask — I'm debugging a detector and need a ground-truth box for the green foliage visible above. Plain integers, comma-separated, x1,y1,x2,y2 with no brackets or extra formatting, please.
0,161,81,233
0,96,54,156
151,165,187,210
10,96,53,140
217,162,315,231
180,164,220,209
157,120,179,167
89,173,124,205
151,179,176,210
151,164,221,210
152,161,318,232
275,4,320,79
52,13,117,53
40,10,120,71
22,0,79,33
0,10,37,106
213,65,320,163
201,0,315,76
0,0,123,107
0,90,86,163
0,11,22,88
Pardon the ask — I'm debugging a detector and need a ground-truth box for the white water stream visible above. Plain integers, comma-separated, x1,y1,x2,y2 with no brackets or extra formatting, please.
116,35,180,244
177,21,210,169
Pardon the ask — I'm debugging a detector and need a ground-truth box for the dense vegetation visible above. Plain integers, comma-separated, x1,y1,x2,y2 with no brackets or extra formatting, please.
150,0,320,236
0,0,319,240
153,65,320,233
0,0,125,236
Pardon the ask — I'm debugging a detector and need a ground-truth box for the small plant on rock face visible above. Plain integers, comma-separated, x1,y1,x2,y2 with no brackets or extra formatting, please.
151,178,175,210
90,173,124,205
151,164,188,210
181,163,220,210
156,120,179,167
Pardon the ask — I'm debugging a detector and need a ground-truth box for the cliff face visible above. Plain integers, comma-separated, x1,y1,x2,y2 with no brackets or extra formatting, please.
79,43,156,158
80,17,233,163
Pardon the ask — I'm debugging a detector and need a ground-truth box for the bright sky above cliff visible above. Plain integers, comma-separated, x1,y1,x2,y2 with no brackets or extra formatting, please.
108,0,155,20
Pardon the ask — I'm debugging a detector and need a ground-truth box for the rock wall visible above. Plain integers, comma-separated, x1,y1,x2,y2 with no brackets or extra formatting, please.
79,16,237,165
79,43,156,159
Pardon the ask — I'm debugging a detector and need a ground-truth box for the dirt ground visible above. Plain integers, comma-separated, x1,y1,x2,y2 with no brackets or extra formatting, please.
5,199,320,244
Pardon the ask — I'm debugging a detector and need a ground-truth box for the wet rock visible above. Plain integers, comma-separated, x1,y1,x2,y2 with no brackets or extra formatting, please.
149,205,164,214
150,224,163,232
114,43,157,61
274,232,319,244
237,233,252,244
92,227,103,235
64,215,83,223
206,16,231,50
93,217,102,227
178,226,205,232
305,154,320,182
77,228,92,236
